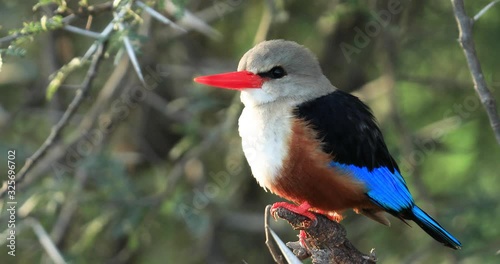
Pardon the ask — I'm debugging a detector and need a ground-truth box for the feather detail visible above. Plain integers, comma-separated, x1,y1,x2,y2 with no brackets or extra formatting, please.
355,208,391,226
408,206,462,249
331,162,414,213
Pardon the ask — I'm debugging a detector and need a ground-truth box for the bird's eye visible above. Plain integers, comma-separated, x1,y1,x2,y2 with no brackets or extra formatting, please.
269,66,286,79
258,66,287,79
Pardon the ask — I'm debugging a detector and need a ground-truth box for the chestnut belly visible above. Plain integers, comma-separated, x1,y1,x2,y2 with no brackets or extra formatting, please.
270,119,370,212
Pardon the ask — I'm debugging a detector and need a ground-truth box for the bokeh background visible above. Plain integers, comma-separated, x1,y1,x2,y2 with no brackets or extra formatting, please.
1,0,499,263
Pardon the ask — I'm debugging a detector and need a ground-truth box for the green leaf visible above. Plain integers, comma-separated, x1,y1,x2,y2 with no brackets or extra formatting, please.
46,58,83,101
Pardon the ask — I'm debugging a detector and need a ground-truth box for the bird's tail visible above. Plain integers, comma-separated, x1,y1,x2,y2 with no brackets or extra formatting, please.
408,206,462,249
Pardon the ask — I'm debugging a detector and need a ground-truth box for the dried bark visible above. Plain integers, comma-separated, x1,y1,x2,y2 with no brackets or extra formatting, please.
273,207,377,264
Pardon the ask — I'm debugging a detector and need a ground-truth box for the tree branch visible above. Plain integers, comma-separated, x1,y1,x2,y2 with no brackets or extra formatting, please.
265,205,286,264
451,0,500,145
473,0,500,21
0,15,75,46
25,218,67,264
271,207,377,264
0,43,106,198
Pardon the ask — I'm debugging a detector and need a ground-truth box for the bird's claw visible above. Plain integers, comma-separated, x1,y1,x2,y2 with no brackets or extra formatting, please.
270,207,278,221
270,202,318,228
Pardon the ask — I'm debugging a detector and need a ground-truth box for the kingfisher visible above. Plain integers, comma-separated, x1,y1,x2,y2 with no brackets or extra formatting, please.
194,39,461,249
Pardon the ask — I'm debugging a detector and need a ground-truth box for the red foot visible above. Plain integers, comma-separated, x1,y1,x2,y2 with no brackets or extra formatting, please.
270,202,317,227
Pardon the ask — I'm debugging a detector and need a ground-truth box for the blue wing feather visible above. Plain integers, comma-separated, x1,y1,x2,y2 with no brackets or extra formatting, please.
331,161,414,212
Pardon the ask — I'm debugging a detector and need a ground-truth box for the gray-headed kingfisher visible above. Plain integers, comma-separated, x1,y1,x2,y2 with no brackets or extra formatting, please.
194,40,461,249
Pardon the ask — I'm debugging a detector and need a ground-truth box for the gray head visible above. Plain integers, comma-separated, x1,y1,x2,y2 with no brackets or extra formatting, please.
194,40,335,107
238,40,334,106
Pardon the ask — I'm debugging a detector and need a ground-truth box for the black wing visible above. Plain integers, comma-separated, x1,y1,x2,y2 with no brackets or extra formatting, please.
294,90,399,172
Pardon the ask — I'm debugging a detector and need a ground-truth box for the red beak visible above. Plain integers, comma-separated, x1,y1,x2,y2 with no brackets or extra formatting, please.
193,71,263,90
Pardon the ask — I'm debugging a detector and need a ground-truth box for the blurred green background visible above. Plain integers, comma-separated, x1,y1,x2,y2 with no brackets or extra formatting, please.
1,0,499,263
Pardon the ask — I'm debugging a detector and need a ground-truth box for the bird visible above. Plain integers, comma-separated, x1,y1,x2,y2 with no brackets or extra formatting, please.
193,39,461,249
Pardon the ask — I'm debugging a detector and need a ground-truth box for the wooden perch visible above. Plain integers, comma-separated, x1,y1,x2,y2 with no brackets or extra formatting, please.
269,206,377,264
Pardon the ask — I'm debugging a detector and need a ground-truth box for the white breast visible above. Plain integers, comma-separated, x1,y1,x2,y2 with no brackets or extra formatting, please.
238,102,293,191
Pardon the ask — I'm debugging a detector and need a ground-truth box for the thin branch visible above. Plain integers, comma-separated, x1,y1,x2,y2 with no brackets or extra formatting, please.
76,1,113,17
0,43,106,198
451,0,500,145
63,25,101,38
1,1,114,46
473,0,500,21
265,205,286,264
0,5,212,196
269,228,303,264
118,22,146,86
82,20,115,60
82,6,128,60
25,218,67,264
135,1,186,32
0,15,76,46
272,207,377,264
0,33,23,45
2,50,128,200
164,1,222,40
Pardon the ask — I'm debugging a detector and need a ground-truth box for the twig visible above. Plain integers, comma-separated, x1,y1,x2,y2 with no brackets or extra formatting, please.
473,0,500,21
264,205,286,264
25,218,67,264
0,1,111,45
451,0,500,145
156,2,237,40
5,53,129,199
272,207,377,264
1,2,213,196
0,43,106,198
63,25,101,38
135,1,186,32
82,19,115,60
269,228,303,264
0,14,76,46
76,2,113,17
164,1,222,40
118,22,146,86
0,33,24,45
